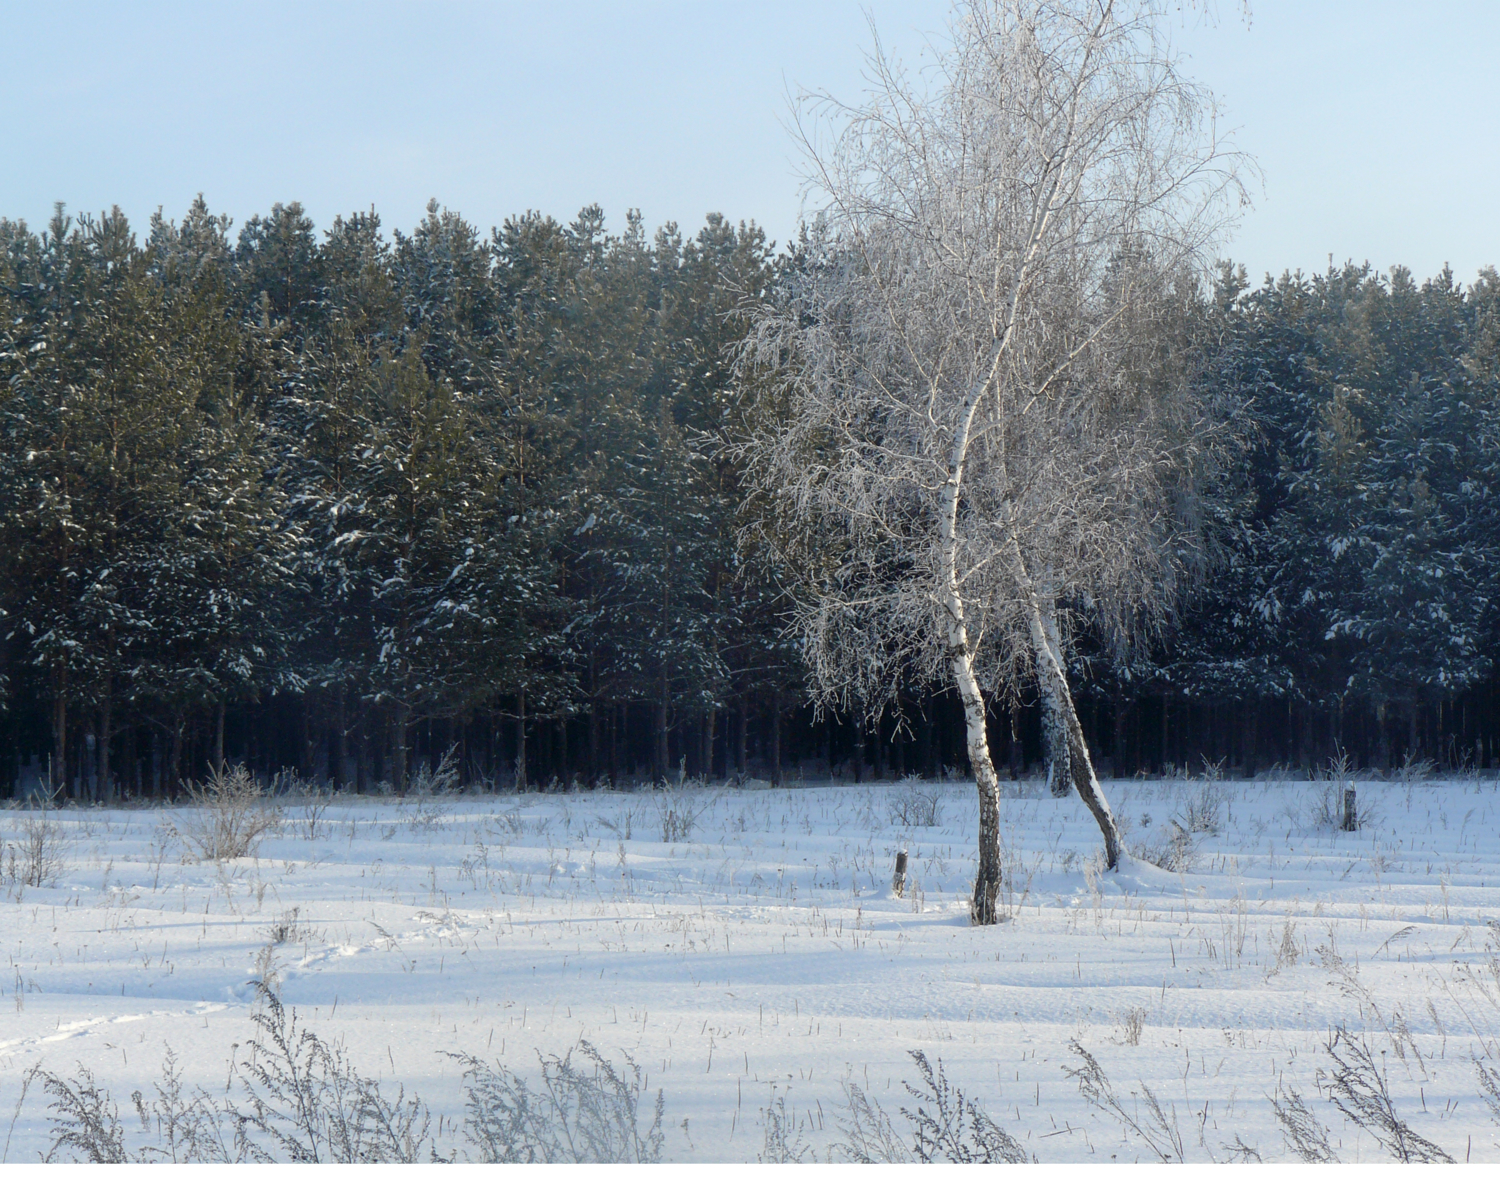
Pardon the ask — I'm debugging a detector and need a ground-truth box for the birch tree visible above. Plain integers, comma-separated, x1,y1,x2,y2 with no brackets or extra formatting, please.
742,0,1245,922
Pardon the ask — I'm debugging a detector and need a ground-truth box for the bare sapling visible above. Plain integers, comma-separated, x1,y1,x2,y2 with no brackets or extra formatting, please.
740,0,1246,919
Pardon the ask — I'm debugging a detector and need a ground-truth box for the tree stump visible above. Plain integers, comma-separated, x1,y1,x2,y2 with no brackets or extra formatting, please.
1341,783,1358,832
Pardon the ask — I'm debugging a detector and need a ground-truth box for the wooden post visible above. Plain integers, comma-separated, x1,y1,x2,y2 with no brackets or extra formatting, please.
1341,783,1357,832
892,849,909,897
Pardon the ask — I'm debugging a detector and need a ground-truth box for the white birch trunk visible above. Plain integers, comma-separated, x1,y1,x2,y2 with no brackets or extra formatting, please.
940,389,1006,925
1012,541,1125,868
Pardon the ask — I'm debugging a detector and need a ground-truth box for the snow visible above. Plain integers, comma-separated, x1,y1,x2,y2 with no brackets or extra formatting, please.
3,774,1500,1163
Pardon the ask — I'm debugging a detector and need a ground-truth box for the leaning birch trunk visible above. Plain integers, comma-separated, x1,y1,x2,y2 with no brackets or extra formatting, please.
1014,549,1125,868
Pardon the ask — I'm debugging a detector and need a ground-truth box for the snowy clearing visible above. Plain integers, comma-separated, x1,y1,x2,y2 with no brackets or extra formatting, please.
3,774,1500,1163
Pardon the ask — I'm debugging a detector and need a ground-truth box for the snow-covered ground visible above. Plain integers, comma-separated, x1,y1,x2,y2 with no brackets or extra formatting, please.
3,772,1499,1163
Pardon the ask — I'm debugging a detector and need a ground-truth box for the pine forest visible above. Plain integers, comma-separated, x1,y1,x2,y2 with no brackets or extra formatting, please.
3,197,1500,800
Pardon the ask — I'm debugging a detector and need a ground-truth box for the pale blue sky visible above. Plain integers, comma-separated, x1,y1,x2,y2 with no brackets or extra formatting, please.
3,2,1496,285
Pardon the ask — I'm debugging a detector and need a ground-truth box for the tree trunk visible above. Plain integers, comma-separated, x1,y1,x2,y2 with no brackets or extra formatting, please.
1112,699,1128,781
852,700,865,784
123,719,137,800
1042,694,1069,789
391,703,410,793
300,696,315,779
97,680,113,801
1011,545,1124,869
938,392,1005,921
916,698,933,778
1024,604,1124,867
1006,703,1022,781
737,694,749,778
1037,601,1071,795
946,619,1005,925
515,690,527,791
51,663,68,799
1162,696,1172,774
609,702,620,789
357,703,370,793
212,698,225,774
169,715,184,795
333,684,347,789
770,691,782,787
1241,700,1258,778
703,707,716,781
588,700,600,787
1381,705,1392,772
654,688,669,786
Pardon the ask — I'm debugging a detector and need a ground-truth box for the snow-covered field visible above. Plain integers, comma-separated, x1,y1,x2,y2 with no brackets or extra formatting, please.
3,772,1500,1163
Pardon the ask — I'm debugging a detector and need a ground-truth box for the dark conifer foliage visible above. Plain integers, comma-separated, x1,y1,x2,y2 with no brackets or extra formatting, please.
2,198,1498,796
1090,263,1500,776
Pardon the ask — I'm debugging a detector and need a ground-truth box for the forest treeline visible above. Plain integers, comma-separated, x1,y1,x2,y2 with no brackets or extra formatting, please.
1,198,1498,797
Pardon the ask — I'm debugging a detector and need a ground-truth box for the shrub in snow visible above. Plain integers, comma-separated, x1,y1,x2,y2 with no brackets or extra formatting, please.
760,1092,811,1163
37,1063,136,1163
899,1051,1029,1163
175,765,282,861
650,789,706,843
1477,1056,1500,1128
1395,753,1435,810
1115,1005,1148,1047
282,780,332,841
1283,753,1382,833
832,1083,906,1163
829,1051,1029,1164
237,985,433,1162
28,1001,672,1164
1321,1027,1452,1163
394,745,461,834
1066,1041,1184,1162
4,814,70,887
32,989,433,1163
1270,1084,1336,1164
887,781,942,829
1136,819,1197,872
453,1040,663,1163
1178,762,1229,834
